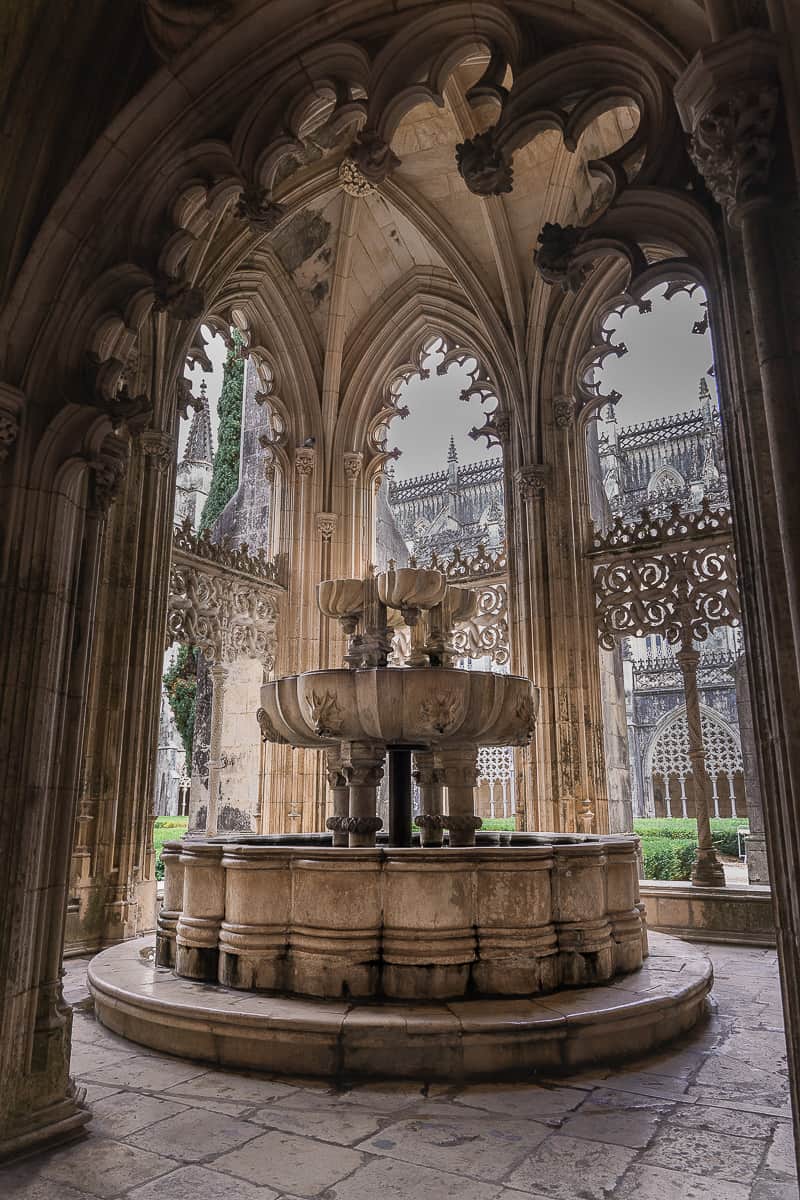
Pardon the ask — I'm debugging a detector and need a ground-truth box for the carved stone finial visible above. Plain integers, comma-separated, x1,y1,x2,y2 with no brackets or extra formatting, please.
153,275,205,322
534,223,591,292
455,128,513,196
235,185,285,233
348,129,401,184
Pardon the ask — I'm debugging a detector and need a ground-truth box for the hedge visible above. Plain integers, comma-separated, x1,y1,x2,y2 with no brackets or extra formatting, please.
640,836,697,882
153,816,189,881
635,817,748,857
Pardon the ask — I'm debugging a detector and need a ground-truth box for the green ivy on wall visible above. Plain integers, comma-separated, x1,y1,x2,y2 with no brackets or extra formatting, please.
199,328,245,532
163,644,198,764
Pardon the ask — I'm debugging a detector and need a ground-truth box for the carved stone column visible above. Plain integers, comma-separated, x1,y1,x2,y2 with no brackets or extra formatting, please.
675,647,726,886
732,652,769,883
325,748,349,847
0,444,114,1157
205,663,228,838
414,752,445,847
677,30,800,1168
343,742,385,848
68,428,175,952
439,747,481,847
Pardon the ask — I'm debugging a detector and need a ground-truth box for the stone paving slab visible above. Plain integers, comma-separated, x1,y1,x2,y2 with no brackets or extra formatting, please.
0,942,797,1199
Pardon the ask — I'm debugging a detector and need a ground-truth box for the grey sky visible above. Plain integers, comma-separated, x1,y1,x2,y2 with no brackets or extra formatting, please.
178,285,715,473
597,285,716,423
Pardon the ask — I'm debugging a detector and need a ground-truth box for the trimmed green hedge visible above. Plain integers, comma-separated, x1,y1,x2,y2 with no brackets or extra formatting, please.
635,818,749,880
635,817,748,858
640,836,697,882
153,816,189,881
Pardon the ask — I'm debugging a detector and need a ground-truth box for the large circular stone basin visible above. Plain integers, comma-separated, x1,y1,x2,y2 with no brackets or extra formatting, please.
259,666,538,749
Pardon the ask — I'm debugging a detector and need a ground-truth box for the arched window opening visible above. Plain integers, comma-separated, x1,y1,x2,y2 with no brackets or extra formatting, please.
371,333,514,821
584,282,757,867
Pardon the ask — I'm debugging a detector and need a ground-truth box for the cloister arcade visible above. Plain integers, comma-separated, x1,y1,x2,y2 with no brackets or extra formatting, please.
1,0,799,1182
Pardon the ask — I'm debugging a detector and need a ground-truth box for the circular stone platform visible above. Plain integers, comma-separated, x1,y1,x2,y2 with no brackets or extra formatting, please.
88,932,712,1081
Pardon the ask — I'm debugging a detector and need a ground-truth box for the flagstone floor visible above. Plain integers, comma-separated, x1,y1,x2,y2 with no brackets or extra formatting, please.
2,942,796,1200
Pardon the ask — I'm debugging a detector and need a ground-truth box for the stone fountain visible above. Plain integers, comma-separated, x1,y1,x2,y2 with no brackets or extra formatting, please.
88,566,713,1079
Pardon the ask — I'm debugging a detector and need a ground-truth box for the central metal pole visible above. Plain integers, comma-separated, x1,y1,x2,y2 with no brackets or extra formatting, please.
388,748,413,847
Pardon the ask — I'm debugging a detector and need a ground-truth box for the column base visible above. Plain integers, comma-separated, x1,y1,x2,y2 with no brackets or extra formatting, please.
691,848,727,887
0,1087,90,1164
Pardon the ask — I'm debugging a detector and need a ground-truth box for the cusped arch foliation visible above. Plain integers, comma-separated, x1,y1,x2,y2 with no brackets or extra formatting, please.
335,274,519,479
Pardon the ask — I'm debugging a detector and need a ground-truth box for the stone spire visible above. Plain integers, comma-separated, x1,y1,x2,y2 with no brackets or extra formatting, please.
183,379,213,465
447,434,459,492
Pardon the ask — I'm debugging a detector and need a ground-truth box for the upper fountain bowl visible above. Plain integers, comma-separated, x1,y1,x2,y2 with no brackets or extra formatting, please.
258,667,538,750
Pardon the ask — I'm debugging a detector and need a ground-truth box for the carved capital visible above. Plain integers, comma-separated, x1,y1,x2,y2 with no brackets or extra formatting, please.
343,451,363,481
138,430,175,475
516,463,550,500
443,814,483,833
415,813,446,830
295,447,316,477
0,382,24,462
456,128,513,196
153,275,205,321
315,512,338,542
348,129,401,184
674,32,780,226
341,815,383,834
235,185,285,234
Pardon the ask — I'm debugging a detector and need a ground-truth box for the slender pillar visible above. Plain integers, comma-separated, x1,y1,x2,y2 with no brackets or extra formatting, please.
414,751,445,847
676,647,725,887
343,742,385,847
325,748,349,847
388,749,412,847
439,747,481,847
206,662,227,837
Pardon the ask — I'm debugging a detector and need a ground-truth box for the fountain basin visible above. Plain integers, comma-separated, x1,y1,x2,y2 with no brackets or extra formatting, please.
258,667,537,749
158,836,647,1002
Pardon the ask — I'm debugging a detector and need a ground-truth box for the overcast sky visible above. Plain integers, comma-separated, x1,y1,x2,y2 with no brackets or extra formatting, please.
179,285,716,474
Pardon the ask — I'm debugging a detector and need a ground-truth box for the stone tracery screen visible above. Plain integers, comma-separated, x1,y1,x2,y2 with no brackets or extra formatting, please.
647,706,744,818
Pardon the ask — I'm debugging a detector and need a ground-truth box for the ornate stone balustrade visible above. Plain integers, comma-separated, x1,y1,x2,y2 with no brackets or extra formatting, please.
158,835,646,1001
167,518,285,665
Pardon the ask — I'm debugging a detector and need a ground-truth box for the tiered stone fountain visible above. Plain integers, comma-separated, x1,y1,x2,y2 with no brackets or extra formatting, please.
89,566,713,1079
